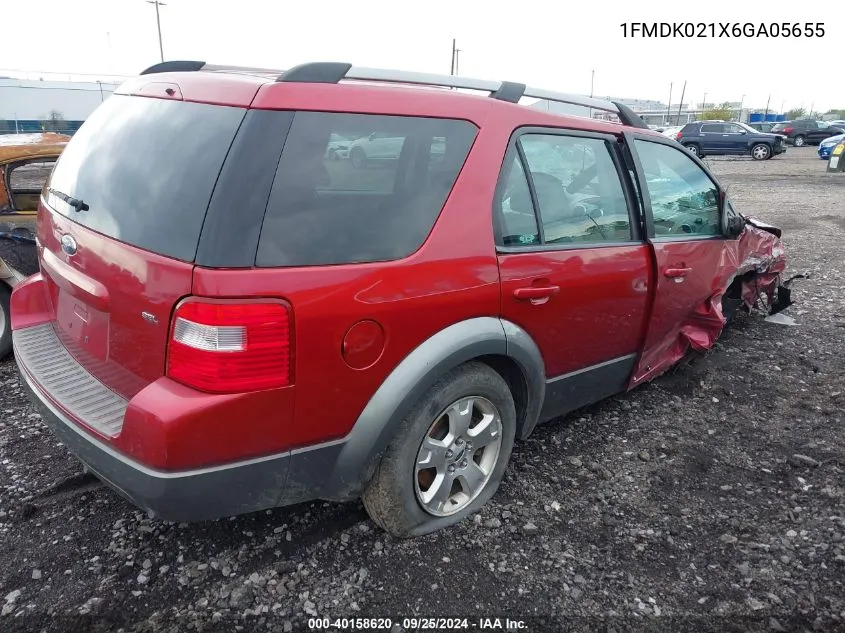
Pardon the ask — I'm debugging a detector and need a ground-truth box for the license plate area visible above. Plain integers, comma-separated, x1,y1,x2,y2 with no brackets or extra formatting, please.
55,289,109,361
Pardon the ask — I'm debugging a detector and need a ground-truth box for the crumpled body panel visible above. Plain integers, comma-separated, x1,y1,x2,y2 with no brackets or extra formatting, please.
630,219,787,387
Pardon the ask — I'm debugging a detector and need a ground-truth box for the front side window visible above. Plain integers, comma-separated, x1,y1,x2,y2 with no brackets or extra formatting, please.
502,134,632,245
633,139,720,237
256,112,477,267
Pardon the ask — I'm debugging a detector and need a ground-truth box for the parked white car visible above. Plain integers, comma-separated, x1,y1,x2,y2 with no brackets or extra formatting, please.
661,125,683,139
348,134,445,168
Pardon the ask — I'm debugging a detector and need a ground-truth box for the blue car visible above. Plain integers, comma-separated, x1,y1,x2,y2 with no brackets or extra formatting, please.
819,133,845,159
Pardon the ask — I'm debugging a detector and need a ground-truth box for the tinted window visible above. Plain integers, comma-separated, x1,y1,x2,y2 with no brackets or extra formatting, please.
634,140,720,237
256,112,477,267
700,123,726,133
47,95,245,261
514,134,632,244
725,124,745,134
496,155,540,246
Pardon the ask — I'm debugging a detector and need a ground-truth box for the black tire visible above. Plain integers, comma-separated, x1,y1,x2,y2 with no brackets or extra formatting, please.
350,148,367,169
684,143,701,157
362,361,517,538
793,135,805,147
721,280,745,327
750,143,771,161
0,284,12,360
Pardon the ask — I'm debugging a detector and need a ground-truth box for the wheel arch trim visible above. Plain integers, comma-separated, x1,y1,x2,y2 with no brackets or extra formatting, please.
320,317,545,499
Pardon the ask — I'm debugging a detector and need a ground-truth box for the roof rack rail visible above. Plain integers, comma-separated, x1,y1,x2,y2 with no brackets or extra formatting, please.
140,61,285,76
138,60,649,129
140,60,207,75
278,63,648,129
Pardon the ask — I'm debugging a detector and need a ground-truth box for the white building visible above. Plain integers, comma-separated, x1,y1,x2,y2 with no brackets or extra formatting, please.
0,77,120,131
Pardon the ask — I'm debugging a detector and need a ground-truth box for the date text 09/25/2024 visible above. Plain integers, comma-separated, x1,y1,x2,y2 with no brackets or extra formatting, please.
620,22,824,38
308,617,528,630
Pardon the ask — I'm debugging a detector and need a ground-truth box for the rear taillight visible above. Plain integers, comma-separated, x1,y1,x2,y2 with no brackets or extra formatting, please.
783,127,793,134
675,132,682,140
166,300,291,393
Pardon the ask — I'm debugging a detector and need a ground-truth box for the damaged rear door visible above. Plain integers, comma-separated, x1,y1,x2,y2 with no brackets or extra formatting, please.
624,132,735,386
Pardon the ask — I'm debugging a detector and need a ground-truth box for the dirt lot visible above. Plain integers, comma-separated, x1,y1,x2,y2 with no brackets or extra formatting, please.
1,147,843,633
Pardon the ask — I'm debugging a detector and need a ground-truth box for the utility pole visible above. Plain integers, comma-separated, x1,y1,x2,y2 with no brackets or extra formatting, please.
450,39,462,75
146,0,166,62
702,92,707,111
590,70,594,97
666,82,673,125
677,80,686,123
764,94,771,119
738,94,745,122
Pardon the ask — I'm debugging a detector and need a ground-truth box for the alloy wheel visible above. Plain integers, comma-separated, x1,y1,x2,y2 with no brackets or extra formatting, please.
414,396,503,517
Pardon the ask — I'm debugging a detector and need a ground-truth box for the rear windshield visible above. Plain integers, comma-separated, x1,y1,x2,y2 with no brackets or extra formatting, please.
47,95,245,261
256,112,477,267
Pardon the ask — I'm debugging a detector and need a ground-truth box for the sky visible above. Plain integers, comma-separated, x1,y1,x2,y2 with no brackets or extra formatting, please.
3,0,844,113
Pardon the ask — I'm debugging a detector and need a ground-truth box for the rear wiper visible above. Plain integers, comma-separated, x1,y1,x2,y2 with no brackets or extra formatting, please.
49,188,89,212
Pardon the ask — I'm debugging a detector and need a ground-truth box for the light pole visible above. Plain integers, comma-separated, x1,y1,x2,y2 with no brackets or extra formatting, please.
738,94,745,122
146,0,166,62
666,82,673,125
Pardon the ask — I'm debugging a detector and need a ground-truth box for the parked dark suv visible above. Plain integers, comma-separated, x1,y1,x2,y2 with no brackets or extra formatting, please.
770,119,845,146
11,61,789,538
676,121,786,159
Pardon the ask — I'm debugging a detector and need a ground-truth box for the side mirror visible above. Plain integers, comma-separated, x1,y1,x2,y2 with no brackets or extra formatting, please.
720,192,745,238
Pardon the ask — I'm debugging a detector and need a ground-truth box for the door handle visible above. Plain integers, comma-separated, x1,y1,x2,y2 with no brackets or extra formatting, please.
514,286,560,301
664,267,692,278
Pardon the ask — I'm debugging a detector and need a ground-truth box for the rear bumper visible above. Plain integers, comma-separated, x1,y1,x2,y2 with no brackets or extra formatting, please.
16,363,295,522
11,313,356,522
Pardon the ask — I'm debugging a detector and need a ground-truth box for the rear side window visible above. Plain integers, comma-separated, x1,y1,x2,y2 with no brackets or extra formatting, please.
496,133,632,246
256,112,477,267
47,95,245,262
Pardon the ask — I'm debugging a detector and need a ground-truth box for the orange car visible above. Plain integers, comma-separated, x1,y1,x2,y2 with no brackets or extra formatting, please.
0,133,70,357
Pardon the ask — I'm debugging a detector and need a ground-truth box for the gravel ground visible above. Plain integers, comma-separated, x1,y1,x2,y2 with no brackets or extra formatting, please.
1,147,844,633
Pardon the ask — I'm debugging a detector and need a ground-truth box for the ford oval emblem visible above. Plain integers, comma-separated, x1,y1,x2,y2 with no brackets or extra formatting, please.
60,234,78,256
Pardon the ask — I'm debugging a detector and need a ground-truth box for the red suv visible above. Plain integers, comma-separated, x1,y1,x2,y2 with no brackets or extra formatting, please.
11,61,788,538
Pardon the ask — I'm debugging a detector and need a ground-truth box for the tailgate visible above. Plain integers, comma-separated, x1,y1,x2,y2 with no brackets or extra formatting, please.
34,92,246,399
